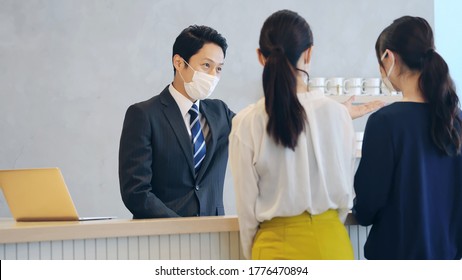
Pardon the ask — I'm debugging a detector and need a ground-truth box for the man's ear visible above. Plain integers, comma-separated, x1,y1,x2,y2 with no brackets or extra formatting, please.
172,54,183,71
257,48,266,66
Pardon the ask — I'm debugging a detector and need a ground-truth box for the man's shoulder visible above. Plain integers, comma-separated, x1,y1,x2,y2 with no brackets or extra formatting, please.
201,98,230,112
129,87,170,111
201,98,235,120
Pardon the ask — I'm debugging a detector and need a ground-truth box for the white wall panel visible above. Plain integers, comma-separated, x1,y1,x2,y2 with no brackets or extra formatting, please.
127,236,139,260
148,236,160,260
16,243,28,260
28,242,40,260
73,239,85,260
138,236,150,260
179,234,191,260
39,241,51,260
189,233,201,260
62,240,74,260
106,237,118,260
96,238,107,260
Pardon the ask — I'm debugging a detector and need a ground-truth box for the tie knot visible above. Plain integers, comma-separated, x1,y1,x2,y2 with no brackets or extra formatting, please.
189,103,199,118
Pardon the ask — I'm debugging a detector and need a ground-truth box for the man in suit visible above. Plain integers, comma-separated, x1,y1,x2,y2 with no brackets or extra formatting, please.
119,25,234,218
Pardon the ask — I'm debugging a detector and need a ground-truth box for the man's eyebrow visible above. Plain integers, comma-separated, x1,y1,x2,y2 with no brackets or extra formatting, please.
202,57,225,65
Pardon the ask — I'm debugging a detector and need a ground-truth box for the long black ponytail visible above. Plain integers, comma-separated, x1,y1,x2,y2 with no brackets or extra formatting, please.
421,49,461,155
259,10,313,150
376,16,462,155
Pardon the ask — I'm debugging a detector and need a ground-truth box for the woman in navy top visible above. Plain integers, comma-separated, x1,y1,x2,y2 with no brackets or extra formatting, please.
353,16,462,260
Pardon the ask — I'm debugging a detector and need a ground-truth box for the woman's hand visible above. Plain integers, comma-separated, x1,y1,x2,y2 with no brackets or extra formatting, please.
342,96,385,119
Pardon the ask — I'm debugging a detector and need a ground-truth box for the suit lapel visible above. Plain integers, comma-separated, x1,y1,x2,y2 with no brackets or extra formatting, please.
196,101,218,182
160,88,195,177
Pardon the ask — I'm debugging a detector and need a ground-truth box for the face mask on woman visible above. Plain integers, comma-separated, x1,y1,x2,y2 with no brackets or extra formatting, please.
302,63,310,86
381,50,396,92
179,59,220,100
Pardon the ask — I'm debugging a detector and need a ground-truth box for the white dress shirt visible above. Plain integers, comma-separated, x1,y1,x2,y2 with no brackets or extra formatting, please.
229,90,356,259
168,84,209,139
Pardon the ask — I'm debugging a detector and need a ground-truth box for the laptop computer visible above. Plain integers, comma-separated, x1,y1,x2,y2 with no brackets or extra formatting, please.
0,167,115,222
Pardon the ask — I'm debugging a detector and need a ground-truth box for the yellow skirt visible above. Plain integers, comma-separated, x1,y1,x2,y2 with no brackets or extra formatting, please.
252,210,354,260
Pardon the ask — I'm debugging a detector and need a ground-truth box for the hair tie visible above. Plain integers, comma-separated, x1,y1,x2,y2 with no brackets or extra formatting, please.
271,46,285,55
425,48,435,58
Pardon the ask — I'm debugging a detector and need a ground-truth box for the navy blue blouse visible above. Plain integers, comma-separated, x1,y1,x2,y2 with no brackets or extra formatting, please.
353,102,462,260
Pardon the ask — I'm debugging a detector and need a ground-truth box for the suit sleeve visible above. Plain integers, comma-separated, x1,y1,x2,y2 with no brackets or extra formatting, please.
119,104,180,218
228,107,236,120
353,112,394,226
221,100,236,126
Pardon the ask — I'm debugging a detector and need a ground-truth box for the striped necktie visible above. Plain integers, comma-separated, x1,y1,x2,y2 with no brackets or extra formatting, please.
189,103,206,176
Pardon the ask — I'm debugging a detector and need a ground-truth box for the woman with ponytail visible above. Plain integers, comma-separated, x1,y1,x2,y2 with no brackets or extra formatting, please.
229,10,356,259
353,16,462,259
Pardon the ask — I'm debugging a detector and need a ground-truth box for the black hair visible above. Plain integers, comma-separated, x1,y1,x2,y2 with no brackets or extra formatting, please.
376,16,461,156
259,9,313,150
172,25,228,74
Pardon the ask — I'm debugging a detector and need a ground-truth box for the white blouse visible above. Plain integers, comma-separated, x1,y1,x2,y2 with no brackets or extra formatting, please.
229,90,356,259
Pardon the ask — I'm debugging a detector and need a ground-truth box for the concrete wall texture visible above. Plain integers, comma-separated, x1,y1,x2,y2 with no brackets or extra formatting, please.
0,0,435,218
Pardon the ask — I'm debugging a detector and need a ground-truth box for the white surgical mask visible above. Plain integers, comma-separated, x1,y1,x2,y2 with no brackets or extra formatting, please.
179,59,220,100
380,51,396,93
302,63,310,86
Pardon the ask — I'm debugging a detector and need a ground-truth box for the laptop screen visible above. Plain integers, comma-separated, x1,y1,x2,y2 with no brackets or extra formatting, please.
0,168,80,221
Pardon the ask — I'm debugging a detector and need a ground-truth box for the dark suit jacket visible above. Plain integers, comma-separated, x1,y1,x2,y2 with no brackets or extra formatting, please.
119,86,235,218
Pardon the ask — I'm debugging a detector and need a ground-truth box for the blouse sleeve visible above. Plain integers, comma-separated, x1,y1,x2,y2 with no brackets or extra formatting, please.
353,111,395,226
324,103,356,222
228,117,260,260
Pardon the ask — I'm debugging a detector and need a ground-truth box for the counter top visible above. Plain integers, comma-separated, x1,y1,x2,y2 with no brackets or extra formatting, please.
0,213,358,244
0,216,239,244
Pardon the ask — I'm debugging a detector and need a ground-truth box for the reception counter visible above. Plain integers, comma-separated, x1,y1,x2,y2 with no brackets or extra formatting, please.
0,214,369,260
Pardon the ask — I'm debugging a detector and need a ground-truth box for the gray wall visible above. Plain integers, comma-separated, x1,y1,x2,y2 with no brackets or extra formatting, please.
0,0,434,218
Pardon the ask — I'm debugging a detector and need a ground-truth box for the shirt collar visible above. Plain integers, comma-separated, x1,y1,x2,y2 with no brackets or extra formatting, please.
168,83,200,117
